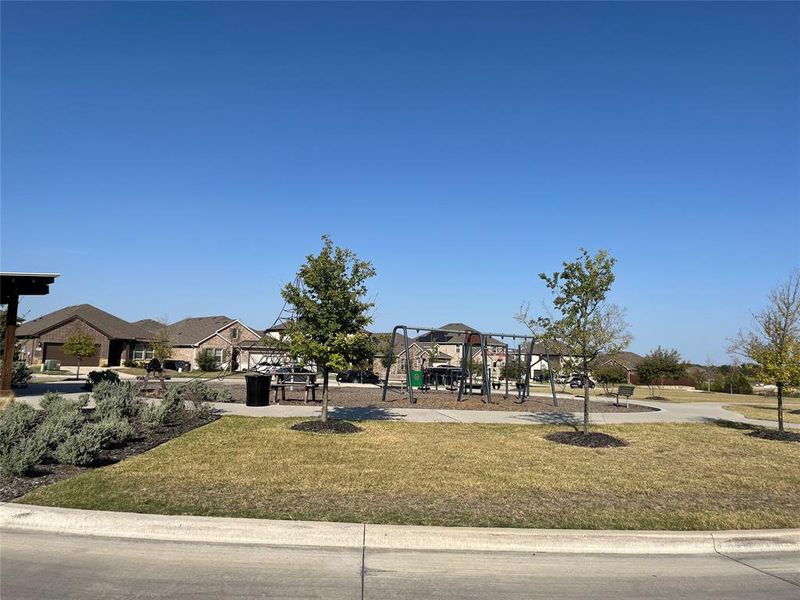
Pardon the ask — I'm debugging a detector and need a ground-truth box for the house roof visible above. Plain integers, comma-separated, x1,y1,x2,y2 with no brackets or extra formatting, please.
16,304,152,340
414,323,505,347
132,319,165,334
607,351,644,369
166,316,237,346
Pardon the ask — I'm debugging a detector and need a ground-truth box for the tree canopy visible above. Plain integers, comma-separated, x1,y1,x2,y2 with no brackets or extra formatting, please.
538,248,631,433
731,270,800,431
281,235,376,421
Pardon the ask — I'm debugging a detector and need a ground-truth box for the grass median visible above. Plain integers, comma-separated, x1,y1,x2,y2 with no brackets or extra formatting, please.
16,417,800,530
723,403,800,425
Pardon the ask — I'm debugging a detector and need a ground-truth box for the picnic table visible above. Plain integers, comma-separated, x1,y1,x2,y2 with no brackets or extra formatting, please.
272,373,319,404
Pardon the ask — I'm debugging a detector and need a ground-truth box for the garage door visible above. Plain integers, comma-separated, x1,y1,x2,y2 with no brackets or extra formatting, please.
43,343,101,367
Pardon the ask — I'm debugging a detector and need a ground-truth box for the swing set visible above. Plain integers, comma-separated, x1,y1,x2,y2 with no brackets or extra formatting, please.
380,325,541,405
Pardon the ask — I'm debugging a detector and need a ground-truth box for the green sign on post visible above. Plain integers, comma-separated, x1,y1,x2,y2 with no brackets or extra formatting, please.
410,370,423,388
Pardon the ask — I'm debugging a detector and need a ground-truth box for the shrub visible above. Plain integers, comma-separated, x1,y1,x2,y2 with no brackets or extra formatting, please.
195,349,219,372
40,392,88,414
36,403,88,453
93,381,144,420
0,436,47,477
138,402,167,431
11,362,32,387
55,424,102,466
166,380,232,408
87,370,120,386
0,402,40,455
95,416,135,448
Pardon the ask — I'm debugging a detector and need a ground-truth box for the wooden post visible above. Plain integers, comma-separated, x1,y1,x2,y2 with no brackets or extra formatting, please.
1,294,19,396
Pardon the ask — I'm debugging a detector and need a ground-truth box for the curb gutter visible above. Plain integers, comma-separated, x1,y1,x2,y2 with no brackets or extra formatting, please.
2,504,799,555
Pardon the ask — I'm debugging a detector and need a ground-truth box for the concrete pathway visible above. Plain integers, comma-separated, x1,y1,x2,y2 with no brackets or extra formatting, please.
210,397,800,430
11,380,800,430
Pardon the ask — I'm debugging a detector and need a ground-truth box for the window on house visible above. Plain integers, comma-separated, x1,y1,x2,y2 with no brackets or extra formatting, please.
132,343,154,361
210,348,225,365
230,328,240,340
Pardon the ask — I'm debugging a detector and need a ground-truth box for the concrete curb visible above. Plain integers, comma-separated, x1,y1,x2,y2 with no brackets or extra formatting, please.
3,504,799,554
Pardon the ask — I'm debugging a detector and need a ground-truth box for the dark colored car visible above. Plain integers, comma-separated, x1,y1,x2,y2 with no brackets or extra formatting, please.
275,365,314,383
424,365,464,385
336,369,380,384
162,359,191,372
569,375,595,389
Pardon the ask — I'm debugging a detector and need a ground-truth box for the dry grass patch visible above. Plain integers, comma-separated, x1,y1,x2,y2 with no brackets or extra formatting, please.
723,403,800,425
16,418,800,530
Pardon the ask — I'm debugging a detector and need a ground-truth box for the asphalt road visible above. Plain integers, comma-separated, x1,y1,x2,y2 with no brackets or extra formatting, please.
2,530,799,599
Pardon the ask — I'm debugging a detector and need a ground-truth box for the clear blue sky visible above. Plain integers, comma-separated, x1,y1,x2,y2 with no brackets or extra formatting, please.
2,2,798,363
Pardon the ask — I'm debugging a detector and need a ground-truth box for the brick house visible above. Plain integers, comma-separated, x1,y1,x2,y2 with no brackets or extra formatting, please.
138,316,263,371
373,323,507,376
16,304,152,367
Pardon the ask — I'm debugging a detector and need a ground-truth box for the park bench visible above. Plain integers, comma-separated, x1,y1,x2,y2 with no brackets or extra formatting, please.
272,373,319,404
615,384,635,408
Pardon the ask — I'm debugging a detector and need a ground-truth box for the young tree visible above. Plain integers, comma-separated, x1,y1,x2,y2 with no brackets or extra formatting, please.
594,362,628,395
539,249,631,434
636,347,686,397
281,235,376,422
149,320,172,391
62,329,98,381
731,271,800,432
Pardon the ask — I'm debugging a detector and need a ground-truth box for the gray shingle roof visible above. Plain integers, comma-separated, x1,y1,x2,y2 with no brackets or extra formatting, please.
16,304,153,340
415,323,505,347
167,316,236,346
132,319,165,334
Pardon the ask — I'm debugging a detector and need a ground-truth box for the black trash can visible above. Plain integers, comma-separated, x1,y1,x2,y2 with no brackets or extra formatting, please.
245,374,271,406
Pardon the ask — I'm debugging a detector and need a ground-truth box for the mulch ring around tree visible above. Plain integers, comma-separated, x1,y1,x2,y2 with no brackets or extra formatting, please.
0,411,219,502
545,431,629,448
747,429,800,443
290,420,363,435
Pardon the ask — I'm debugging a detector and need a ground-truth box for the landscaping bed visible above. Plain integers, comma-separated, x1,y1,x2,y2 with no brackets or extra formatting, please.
0,410,217,502
215,384,656,413
16,418,800,530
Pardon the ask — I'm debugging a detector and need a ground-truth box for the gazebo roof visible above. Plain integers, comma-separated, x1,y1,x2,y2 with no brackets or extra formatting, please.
1,272,59,304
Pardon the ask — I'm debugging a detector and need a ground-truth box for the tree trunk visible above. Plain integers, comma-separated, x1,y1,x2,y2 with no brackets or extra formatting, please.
583,367,590,434
777,382,784,433
76,359,81,382
321,366,329,422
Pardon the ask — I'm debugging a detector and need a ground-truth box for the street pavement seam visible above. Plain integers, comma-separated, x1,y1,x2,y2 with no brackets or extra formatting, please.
712,538,800,590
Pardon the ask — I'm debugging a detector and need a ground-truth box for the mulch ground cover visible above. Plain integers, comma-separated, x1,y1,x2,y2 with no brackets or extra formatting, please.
216,384,657,413
545,431,629,448
0,411,218,502
290,420,363,434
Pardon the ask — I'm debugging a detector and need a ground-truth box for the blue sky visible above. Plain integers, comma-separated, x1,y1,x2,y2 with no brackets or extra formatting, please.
2,2,798,363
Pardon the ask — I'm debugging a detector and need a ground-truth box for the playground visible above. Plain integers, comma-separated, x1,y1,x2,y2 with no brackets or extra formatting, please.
214,383,655,413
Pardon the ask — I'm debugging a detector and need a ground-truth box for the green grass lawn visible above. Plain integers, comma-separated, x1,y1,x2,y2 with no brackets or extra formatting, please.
723,403,800,425
17,418,800,530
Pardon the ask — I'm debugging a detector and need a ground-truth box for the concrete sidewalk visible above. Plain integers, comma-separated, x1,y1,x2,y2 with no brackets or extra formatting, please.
3,504,799,555
209,398,800,430
11,380,799,430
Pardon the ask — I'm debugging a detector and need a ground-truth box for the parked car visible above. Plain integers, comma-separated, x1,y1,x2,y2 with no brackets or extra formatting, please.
162,359,191,372
253,361,281,374
554,375,569,384
569,375,595,389
336,369,380,384
274,365,315,383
